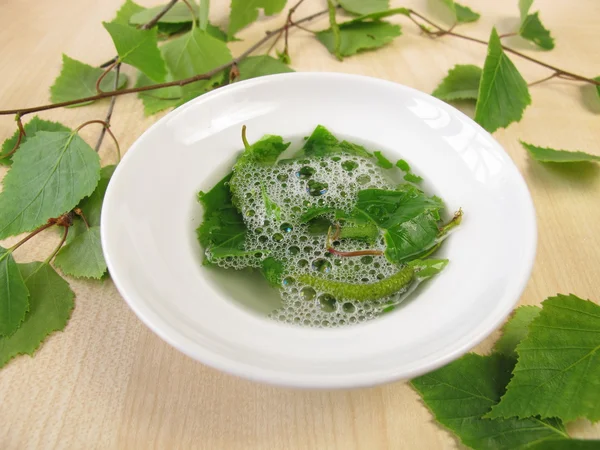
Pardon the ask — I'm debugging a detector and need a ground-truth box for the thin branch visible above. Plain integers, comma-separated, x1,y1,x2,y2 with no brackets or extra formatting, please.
9,221,55,252
499,32,518,39
95,63,121,152
407,10,600,86
528,72,560,87
140,0,179,30
0,8,329,117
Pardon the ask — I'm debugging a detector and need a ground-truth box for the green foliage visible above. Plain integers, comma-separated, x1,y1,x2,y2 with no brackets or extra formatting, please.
228,0,287,38
162,28,232,100
0,131,100,239
412,353,569,450
338,0,389,15
50,55,128,106
317,18,402,58
103,21,167,82
236,55,294,81
303,125,370,158
493,305,540,358
520,12,554,50
519,0,534,22
77,165,115,228
440,0,480,24
197,173,248,262
373,151,393,169
113,0,144,25
489,294,600,422
353,187,444,263
0,248,29,337
234,135,290,168
54,227,106,279
521,141,600,163
129,1,199,24
474,28,531,133
432,64,482,102
261,184,282,220
403,173,423,183
327,0,342,60
0,263,74,368
261,257,285,287
1,117,70,166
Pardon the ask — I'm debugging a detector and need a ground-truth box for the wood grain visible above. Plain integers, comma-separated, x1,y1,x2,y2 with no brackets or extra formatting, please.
1,0,599,448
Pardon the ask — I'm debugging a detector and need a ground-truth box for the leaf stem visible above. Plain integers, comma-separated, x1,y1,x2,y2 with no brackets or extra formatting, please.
8,221,56,253
528,72,560,87
0,8,329,117
75,120,121,161
74,208,90,229
407,10,600,87
241,125,249,149
498,32,518,39
140,0,179,30
46,225,69,264
95,63,121,152
95,60,118,94
181,0,197,28
0,114,25,160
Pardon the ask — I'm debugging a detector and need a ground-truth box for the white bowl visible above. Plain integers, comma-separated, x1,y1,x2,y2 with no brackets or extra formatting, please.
101,73,536,389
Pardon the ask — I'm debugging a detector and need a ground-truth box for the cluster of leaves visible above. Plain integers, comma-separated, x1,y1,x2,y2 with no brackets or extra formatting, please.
412,294,600,449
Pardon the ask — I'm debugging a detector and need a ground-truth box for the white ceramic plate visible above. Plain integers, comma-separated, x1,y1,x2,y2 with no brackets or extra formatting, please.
101,73,536,389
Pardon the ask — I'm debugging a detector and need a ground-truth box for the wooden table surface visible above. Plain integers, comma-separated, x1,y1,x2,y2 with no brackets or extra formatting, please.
1,0,599,448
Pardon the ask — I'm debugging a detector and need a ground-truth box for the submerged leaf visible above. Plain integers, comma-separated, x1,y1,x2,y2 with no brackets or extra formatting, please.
432,64,482,102
0,263,74,368
0,131,100,239
103,21,167,82
489,294,600,422
262,257,285,287
0,248,29,337
373,151,393,169
50,55,128,106
474,28,531,133
1,117,70,167
521,141,600,163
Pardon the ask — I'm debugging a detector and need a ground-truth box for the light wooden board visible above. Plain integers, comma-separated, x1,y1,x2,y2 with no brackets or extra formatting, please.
0,0,599,448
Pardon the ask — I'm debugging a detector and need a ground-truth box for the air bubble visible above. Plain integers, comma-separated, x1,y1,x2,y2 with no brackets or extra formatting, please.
318,294,337,312
297,166,316,179
312,258,332,274
301,287,316,301
280,223,293,233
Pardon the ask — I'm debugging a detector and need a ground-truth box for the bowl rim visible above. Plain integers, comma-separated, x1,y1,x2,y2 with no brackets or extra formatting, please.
101,72,537,388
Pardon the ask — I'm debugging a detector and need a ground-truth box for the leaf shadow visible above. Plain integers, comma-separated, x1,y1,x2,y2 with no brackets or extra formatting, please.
526,160,600,189
579,84,600,114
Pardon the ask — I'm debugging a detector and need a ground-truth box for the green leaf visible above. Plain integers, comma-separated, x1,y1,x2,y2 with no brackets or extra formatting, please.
303,125,370,158
353,187,444,263
345,8,410,23
520,12,554,50
76,165,115,228
595,76,600,100
103,21,167,82
113,0,144,25
489,294,600,422
317,20,402,58
0,262,74,368
0,131,100,239
135,72,182,116
327,0,342,61
49,55,128,106
228,0,287,38
411,353,569,450
54,227,106,279
1,117,70,167
261,257,285,287
519,0,534,23
199,0,209,30
338,0,389,15
432,64,482,102
403,173,423,183
261,185,282,220
0,248,29,337
395,159,410,172
474,28,531,133
129,2,199,24
197,173,248,262
162,28,232,99
493,305,541,358
234,135,290,168
373,151,393,169
529,440,600,450
236,55,294,81
521,141,600,163
440,0,480,23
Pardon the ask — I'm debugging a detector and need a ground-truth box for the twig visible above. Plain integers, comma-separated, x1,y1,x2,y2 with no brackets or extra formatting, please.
499,32,518,39
140,0,179,30
327,248,384,257
76,120,121,161
95,63,121,152
9,221,55,252
0,8,329,117
407,10,600,86
528,72,560,87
